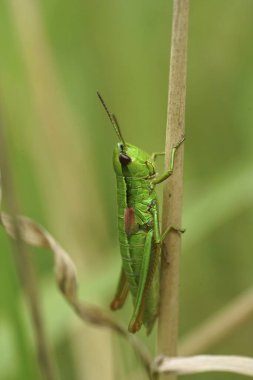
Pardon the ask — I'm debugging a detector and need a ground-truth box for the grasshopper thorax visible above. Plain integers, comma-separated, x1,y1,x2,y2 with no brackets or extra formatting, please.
113,143,155,178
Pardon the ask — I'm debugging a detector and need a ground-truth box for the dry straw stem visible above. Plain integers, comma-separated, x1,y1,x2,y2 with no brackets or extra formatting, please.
179,287,253,355
8,0,108,261
8,1,110,375
152,355,253,377
158,0,189,375
0,118,58,380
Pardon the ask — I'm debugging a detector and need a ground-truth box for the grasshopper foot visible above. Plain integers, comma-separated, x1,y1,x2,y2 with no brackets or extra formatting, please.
128,319,142,334
173,135,185,150
172,226,186,234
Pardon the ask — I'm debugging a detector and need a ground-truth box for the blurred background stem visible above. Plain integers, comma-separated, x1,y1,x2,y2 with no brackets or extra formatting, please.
0,114,58,380
179,287,253,356
158,1,189,379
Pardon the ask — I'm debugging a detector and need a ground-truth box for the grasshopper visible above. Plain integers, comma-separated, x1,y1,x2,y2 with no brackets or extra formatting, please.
97,92,184,334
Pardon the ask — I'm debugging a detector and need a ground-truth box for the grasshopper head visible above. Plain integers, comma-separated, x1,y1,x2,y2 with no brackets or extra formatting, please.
113,143,155,178
97,92,155,177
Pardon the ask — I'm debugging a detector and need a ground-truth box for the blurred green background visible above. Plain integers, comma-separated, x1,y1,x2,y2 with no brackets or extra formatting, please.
0,0,253,379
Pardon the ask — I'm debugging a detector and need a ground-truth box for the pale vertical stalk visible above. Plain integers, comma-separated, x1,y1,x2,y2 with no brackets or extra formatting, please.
0,116,58,380
8,0,108,258
158,1,189,379
8,1,110,377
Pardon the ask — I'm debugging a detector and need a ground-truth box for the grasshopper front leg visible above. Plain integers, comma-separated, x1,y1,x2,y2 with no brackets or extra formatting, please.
152,136,185,185
151,152,165,162
152,201,185,244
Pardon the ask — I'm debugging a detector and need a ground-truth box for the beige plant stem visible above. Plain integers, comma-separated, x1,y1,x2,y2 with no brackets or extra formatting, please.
158,1,189,378
0,116,58,380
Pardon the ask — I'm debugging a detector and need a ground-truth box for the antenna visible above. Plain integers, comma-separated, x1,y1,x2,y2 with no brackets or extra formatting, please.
97,91,126,146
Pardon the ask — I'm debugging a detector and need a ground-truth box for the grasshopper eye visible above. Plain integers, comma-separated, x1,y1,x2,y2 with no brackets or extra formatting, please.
119,152,131,166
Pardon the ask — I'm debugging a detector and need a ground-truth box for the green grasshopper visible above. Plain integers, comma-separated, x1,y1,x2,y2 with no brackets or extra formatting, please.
97,92,184,334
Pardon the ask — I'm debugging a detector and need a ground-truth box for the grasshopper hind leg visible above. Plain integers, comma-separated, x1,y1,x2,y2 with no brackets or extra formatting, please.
110,267,129,310
128,230,159,333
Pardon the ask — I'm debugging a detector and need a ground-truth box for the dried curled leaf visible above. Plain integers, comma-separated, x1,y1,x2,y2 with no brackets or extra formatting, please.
153,355,253,377
0,212,151,371
0,212,77,301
